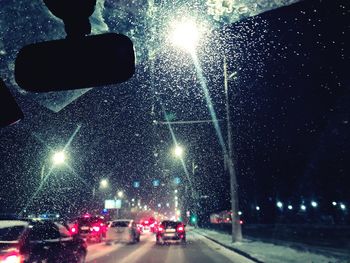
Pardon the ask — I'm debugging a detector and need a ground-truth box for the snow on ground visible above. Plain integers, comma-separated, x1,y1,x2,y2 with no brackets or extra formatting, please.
194,228,349,263
189,230,254,263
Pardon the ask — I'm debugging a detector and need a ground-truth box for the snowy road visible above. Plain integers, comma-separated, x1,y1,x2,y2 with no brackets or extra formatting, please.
86,229,254,263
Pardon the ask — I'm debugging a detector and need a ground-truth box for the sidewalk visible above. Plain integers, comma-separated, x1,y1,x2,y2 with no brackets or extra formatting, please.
193,228,350,263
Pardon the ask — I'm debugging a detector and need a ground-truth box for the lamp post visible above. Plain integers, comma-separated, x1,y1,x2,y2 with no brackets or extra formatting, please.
116,191,124,219
224,56,242,242
171,145,198,227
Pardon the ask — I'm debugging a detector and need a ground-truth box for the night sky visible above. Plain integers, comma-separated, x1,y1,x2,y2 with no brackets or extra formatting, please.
0,0,349,223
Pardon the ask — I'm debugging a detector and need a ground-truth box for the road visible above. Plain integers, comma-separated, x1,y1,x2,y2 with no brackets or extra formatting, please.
86,229,253,263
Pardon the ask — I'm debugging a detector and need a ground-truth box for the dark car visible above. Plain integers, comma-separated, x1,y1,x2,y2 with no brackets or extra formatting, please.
156,221,186,245
72,215,107,243
0,219,87,263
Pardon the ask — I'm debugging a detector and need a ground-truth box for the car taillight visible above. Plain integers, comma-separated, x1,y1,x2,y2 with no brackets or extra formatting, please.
91,226,100,232
0,251,22,263
177,226,184,232
70,224,78,234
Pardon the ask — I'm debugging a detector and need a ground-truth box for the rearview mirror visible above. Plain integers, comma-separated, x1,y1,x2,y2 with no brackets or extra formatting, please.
0,79,24,128
15,33,135,92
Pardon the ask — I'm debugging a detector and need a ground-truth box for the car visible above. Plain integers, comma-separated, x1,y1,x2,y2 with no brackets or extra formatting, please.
156,221,186,245
71,215,107,243
106,219,140,244
0,218,87,263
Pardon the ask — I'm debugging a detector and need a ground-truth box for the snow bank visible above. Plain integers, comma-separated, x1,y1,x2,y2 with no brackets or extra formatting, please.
194,228,349,263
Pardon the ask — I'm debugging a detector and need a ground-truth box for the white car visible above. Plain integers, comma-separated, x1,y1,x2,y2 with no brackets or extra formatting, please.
106,219,140,244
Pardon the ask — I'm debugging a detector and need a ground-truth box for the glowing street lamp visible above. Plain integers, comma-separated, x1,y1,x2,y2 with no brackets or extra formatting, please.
311,201,318,208
100,179,108,189
169,19,201,53
276,201,283,208
340,203,346,210
173,145,184,158
117,191,124,198
52,151,66,165
300,205,306,211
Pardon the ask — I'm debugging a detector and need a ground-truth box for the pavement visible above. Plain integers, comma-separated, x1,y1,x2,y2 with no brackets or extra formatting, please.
86,228,254,263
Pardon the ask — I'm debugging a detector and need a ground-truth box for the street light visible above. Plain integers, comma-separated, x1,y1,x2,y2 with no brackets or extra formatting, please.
169,18,200,53
41,150,67,182
52,150,66,165
117,191,124,198
340,203,346,210
173,145,184,158
276,201,283,208
100,179,108,189
311,201,318,208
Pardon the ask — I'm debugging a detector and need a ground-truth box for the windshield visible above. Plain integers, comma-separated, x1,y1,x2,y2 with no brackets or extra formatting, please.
111,221,129,227
0,0,349,262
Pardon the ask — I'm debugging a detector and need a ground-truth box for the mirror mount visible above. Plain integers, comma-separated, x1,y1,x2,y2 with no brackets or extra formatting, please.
43,0,96,39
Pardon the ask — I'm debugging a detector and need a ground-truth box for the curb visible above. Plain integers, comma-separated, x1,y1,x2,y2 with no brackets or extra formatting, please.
193,230,264,263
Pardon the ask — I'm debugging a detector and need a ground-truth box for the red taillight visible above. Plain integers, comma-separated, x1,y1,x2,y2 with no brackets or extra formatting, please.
0,251,22,263
158,226,164,232
91,226,100,232
70,224,78,234
177,226,184,232
239,220,244,225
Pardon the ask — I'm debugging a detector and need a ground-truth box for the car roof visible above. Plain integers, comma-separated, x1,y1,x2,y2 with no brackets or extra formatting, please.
0,220,29,229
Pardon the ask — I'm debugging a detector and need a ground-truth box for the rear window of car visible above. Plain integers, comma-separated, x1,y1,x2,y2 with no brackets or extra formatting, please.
111,221,129,227
0,220,28,241
77,217,101,225
29,222,60,241
161,221,180,228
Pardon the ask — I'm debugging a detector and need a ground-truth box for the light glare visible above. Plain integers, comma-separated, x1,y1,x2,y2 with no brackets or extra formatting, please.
173,145,184,157
52,151,66,165
170,19,200,53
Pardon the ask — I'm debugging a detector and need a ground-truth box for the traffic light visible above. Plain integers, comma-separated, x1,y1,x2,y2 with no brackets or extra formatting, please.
190,215,197,224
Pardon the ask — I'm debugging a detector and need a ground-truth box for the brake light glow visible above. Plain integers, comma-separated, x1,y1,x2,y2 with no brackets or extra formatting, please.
239,220,244,225
70,226,77,234
91,226,100,232
177,226,184,232
0,252,22,263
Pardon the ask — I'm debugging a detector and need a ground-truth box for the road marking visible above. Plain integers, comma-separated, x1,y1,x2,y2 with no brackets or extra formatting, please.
117,237,155,263
86,243,123,262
